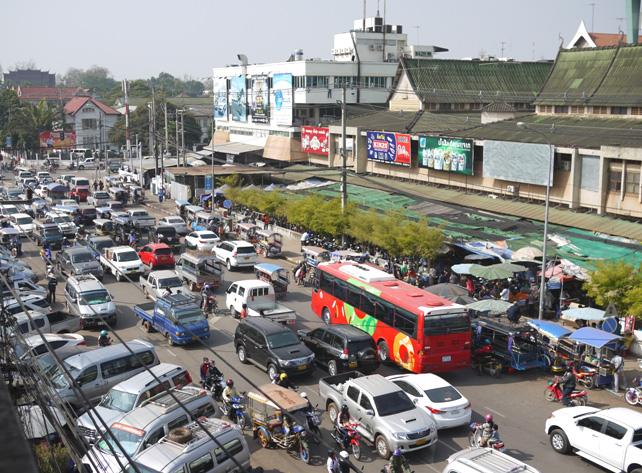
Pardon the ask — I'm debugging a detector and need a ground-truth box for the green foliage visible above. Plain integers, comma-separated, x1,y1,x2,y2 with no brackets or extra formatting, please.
584,261,642,317
0,88,20,144
8,100,59,150
34,442,71,473
62,66,118,98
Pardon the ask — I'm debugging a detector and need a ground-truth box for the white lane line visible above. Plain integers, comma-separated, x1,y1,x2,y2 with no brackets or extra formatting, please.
165,348,177,357
483,406,505,418
438,439,459,453
426,463,441,473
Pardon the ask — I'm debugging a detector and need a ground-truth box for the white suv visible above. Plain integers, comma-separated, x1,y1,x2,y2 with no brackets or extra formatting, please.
545,406,642,472
213,240,257,271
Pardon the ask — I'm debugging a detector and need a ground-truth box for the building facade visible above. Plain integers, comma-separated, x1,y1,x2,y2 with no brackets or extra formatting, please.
63,97,121,151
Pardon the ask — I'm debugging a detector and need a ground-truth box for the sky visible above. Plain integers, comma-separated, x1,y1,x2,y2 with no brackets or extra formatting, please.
1,0,625,81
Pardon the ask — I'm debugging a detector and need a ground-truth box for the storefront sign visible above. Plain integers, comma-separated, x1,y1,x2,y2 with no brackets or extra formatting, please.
229,76,247,122
301,126,329,156
418,136,473,175
250,76,269,124
271,73,293,126
366,131,411,166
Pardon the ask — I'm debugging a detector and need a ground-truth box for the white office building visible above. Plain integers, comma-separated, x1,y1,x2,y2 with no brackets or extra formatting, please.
210,15,446,164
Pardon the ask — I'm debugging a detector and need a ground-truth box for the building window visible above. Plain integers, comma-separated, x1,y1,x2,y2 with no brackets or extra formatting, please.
306,76,329,88
333,76,356,88
452,103,467,111
592,106,608,115
608,162,623,192
611,106,628,115
538,105,553,113
81,119,97,130
625,168,640,195
293,76,306,89
631,107,642,116
366,76,386,88
554,105,569,114
570,106,585,114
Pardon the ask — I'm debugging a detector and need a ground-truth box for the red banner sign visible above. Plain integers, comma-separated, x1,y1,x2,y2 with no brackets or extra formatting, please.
301,126,329,156
395,133,412,165
39,131,76,149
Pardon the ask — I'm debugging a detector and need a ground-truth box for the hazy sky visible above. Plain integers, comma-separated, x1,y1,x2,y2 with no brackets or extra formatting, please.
2,0,624,80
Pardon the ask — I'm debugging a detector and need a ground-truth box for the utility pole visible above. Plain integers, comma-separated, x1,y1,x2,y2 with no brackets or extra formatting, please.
163,103,168,189
122,79,131,169
589,2,596,31
180,110,186,167
175,110,180,160
340,85,347,212
151,89,158,178
210,117,215,216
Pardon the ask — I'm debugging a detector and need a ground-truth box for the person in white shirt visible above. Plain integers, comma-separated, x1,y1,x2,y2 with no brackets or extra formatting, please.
611,353,625,392
326,450,339,473
500,286,510,301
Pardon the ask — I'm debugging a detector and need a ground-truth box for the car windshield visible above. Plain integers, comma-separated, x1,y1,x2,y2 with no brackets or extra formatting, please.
174,308,204,324
424,312,470,336
75,179,89,186
100,389,137,413
156,227,175,236
167,218,184,224
373,391,415,417
267,331,300,349
16,217,32,225
52,215,72,223
44,227,62,236
199,232,217,240
95,192,109,198
97,424,144,456
158,277,182,288
424,386,462,403
131,211,148,217
118,251,139,262
80,290,111,305
72,252,94,263
94,239,115,251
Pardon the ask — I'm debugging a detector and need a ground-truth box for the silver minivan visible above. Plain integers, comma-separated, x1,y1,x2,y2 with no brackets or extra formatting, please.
126,417,251,473
77,363,192,442
47,339,158,408
64,275,116,328
82,386,217,473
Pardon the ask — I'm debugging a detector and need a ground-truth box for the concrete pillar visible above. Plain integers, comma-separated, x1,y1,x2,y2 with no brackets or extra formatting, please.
597,155,608,215
569,148,581,209
354,132,367,174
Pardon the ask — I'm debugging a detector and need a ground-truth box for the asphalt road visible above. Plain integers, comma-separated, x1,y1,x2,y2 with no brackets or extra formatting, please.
14,167,623,473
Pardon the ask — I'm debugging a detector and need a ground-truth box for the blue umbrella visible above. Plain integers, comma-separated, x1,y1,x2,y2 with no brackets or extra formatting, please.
561,307,606,322
451,263,481,275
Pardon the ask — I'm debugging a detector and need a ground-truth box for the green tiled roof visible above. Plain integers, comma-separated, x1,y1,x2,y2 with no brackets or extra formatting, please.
401,58,552,104
336,109,482,134
458,113,642,149
535,44,642,106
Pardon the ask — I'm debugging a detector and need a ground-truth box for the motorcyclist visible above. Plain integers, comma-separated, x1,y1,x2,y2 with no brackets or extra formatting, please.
338,450,360,473
479,414,497,447
11,235,22,257
199,357,210,385
77,225,86,239
222,378,238,412
336,404,351,448
42,244,52,263
275,372,294,389
560,363,576,406
388,448,410,473
201,283,216,313
207,359,223,380
300,391,313,410
128,229,138,247
98,330,112,347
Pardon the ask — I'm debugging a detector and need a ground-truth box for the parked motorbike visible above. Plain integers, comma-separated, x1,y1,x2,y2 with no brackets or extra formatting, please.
381,464,414,473
574,367,597,390
331,422,362,460
220,395,247,430
303,404,322,442
468,422,505,452
472,344,502,377
625,360,642,407
203,373,225,402
544,378,588,406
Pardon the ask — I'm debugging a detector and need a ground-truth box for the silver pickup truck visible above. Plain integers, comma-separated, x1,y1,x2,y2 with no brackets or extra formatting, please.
139,270,186,300
319,371,438,459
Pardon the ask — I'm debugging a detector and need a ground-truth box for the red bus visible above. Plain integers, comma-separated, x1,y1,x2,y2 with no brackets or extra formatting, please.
311,261,470,373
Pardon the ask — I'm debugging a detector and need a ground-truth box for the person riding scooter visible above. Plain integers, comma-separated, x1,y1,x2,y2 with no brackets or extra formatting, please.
222,378,238,412
387,448,411,473
98,330,112,347
201,283,217,314
479,414,499,447
336,404,352,449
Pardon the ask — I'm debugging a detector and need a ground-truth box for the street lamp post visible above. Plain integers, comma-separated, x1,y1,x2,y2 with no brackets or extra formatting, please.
516,122,555,320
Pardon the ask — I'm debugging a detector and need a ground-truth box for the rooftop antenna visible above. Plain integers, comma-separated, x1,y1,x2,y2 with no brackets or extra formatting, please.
377,0,380,16
589,2,596,31
500,41,506,57
414,25,421,44
363,0,366,30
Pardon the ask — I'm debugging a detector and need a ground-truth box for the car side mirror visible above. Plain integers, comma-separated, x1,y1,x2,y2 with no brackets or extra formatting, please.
365,410,374,417
412,398,418,405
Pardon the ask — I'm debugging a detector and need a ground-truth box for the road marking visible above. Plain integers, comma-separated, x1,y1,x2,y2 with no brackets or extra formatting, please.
483,406,505,418
165,348,177,357
438,439,459,453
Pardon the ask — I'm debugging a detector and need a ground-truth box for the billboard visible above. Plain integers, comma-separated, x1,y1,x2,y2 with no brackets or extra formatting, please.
271,73,292,126
301,126,329,156
418,136,474,175
229,76,247,122
213,78,228,120
483,140,553,186
39,131,77,149
366,131,412,166
250,76,269,124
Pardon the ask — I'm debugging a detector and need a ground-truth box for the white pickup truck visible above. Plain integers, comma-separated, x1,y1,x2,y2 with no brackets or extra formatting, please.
139,270,186,300
225,280,296,325
100,246,145,282
13,311,80,336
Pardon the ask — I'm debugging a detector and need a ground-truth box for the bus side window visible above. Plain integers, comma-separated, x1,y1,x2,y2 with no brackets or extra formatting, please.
361,296,375,316
319,272,334,295
346,288,361,309
394,308,417,338
375,301,394,326
335,281,348,301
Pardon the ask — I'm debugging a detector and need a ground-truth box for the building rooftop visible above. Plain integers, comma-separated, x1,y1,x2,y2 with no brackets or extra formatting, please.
64,96,120,116
399,58,552,104
535,44,642,107
16,86,85,101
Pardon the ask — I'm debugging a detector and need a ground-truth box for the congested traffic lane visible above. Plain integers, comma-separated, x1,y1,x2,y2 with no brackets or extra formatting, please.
16,173,605,473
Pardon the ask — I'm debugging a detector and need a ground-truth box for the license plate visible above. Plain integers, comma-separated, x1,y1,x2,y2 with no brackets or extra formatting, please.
415,438,428,446
449,409,460,416
349,361,358,368
297,364,308,371
442,355,452,362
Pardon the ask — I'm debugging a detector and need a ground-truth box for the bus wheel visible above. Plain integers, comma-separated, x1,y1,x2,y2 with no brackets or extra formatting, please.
377,340,389,363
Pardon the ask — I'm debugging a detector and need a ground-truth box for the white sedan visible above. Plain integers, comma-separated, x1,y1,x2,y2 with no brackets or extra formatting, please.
159,215,190,236
184,230,220,251
387,373,471,429
15,333,86,360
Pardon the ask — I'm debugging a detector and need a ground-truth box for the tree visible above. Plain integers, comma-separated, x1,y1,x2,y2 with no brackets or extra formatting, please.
10,100,58,150
62,66,118,98
584,261,642,317
0,89,20,143
183,79,205,97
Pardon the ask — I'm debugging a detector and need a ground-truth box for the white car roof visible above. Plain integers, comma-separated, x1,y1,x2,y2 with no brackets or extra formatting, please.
149,270,180,279
12,213,31,219
229,240,254,248
22,333,83,348
111,363,184,394
388,373,453,390
194,230,217,236
235,279,271,289
599,407,642,430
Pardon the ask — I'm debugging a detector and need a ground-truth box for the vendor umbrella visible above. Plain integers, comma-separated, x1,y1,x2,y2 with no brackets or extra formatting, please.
451,263,481,275
464,254,495,262
511,246,543,262
466,299,514,316
561,307,607,322
469,264,515,280
425,283,468,299
449,295,476,305
493,262,528,273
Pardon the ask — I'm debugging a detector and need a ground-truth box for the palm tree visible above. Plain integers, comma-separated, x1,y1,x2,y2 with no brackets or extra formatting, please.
12,100,58,150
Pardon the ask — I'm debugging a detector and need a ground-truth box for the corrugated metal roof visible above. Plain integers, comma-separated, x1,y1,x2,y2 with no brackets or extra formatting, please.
401,58,552,104
332,109,482,134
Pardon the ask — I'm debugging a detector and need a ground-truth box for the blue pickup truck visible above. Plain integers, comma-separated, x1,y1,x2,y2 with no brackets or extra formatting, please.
133,294,210,346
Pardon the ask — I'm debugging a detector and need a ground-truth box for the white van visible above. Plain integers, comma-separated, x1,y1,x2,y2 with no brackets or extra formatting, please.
126,417,251,473
444,448,540,473
47,339,158,408
77,363,192,442
71,176,90,189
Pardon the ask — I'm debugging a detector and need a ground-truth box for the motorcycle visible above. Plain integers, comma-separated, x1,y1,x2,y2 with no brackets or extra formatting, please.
303,404,322,442
381,464,414,473
468,422,505,452
472,344,502,377
544,378,588,406
201,295,217,316
220,395,247,430
574,368,597,390
625,360,642,406
203,373,225,402
331,422,362,460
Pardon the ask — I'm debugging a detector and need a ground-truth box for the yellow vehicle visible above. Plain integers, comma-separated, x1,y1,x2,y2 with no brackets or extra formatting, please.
247,384,311,463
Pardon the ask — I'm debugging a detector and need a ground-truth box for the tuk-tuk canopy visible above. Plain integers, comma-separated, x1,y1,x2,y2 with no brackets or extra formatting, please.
248,384,309,413
527,320,572,341
0,227,21,236
45,183,66,192
175,199,190,207
238,222,259,230
255,263,285,276
561,307,607,322
569,327,621,349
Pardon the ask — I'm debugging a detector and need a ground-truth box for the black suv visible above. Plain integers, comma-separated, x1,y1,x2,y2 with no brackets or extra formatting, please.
234,318,314,380
298,325,379,376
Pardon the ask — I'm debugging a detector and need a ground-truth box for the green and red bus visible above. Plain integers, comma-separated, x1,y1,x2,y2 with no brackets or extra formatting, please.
311,261,470,373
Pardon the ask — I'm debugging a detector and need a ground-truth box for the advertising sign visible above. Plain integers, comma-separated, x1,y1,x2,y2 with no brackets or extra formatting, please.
250,76,269,124
213,78,228,120
271,73,292,126
483,140,552,186
39,131,77,149
301,126,329,156
418,136,473,175
366,131,411,166
229,76,247,122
